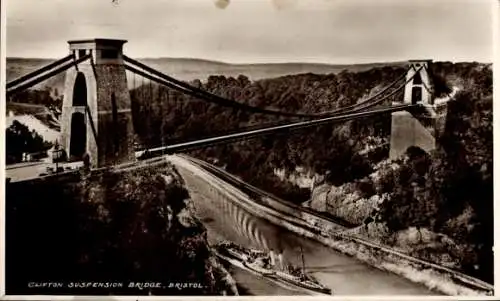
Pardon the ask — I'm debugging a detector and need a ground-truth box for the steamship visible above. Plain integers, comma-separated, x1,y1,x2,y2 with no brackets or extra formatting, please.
214,241,332,295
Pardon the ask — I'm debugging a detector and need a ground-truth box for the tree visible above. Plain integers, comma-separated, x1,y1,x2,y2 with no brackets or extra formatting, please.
6,120,52,164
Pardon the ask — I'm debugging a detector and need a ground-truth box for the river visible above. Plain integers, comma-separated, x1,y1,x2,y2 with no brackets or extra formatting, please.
171,156,437,296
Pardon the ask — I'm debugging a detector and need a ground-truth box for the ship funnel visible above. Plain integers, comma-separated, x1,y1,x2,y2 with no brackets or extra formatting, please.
270,250,276,266
278,253,284,270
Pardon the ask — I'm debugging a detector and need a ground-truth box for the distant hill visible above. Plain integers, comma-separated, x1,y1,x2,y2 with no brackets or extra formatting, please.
6,57,409,92
135,58,408,82
7,58,66,94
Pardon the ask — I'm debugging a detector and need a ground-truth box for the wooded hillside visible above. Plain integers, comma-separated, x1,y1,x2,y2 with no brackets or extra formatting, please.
131,61,492,283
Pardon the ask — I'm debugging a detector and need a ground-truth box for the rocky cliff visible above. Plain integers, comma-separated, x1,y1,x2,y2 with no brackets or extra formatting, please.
304,159,393,226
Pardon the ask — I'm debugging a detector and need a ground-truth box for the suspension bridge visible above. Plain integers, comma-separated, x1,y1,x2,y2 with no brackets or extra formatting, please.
7,38,486,296
6,38,447,173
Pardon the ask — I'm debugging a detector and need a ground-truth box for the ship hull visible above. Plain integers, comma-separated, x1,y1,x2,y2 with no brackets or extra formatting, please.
214,244,332,295
272,271,332,295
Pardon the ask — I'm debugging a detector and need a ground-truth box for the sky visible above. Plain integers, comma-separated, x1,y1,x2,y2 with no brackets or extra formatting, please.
5,0,494,64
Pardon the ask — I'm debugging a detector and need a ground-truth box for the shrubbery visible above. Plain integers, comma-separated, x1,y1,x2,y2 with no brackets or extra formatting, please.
6,165,231,295
132,66,405,202
8,87,62,108
5,120,52,164
376,89,493,282
131,61,492,282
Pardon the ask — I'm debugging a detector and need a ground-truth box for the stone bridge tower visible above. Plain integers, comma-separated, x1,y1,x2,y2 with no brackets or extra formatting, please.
403,60,433,105
389,60,448,159
60,39,135,168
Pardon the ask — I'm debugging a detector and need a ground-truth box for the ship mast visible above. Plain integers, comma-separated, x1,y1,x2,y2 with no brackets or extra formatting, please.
270,250,276,267
300,245,306,275
161,88,165,158
278,252,284,271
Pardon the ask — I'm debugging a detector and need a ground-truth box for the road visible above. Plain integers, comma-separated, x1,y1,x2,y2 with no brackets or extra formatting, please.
169,155,439,296
6,161,83,182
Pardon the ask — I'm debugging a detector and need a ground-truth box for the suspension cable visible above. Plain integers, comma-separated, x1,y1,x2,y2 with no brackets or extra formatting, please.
159,84,165,157
153,118,301,149
299,64,423,115
148,78,152,152
7,54,74,89
125,63,408,119
124,63,322,118
126,60,424,155
126,54,399,116
314,67,411,116
410,64,433,96
132,71,136,99
124,55,410,119
147,65,421,149
136,103,418,158
340,65,425,112
128,62,423,153
141,75,148,151
126,62,421,123
7,54,92,97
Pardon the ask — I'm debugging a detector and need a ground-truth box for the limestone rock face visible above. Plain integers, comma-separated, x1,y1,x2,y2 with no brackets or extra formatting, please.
307,180,385,226
305,183,330,212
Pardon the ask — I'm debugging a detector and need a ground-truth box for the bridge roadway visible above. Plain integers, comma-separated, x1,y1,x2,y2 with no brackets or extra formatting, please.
168,155,438,296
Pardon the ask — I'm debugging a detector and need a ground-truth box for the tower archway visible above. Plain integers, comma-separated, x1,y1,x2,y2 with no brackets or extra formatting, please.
69,112,86,159
73,72,87,106
413,72,422,85
403,60,433,105
412,87,422,104
61,39,135,168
